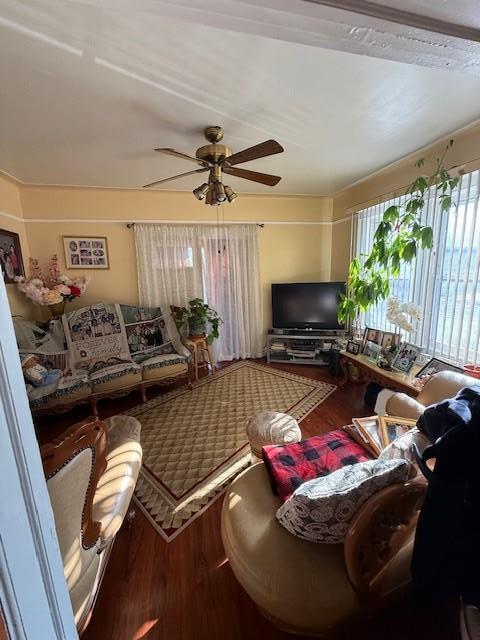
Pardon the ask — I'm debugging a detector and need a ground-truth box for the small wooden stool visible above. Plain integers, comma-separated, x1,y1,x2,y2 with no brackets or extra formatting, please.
187,335,216,381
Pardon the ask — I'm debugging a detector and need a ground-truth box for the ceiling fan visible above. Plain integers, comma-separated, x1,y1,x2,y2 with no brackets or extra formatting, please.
143,126,284,205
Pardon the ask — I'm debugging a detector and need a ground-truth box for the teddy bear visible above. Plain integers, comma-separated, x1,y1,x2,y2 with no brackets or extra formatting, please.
21,354,63,387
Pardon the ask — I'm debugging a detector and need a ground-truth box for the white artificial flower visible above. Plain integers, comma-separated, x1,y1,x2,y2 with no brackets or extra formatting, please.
385,297,421,334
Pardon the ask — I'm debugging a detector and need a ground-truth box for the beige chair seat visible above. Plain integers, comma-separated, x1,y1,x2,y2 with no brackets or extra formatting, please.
92,415,142,546
222,463,359,636
90,363,143,393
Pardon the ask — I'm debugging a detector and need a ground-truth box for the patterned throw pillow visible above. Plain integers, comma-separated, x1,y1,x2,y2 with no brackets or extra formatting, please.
276,458,410,544
120,305,174,363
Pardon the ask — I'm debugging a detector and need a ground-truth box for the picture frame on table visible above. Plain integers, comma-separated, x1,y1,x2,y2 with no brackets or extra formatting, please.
346,339,360,355
0,228,25,284
363,327,383,346
392,342,422,374
363,340,381,362
63,236,109,269
415,357,462,378
381,331,400,349
379,415,417,447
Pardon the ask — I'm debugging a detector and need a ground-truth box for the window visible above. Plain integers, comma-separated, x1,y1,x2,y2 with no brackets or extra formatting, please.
356,168,480,365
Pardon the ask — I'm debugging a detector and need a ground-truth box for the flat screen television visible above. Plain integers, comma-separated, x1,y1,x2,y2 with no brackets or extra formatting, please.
272,282,345,330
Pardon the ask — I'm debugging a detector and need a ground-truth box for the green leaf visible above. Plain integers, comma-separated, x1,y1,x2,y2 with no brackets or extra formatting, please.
401,240,417,262
383,206,399,223
420,226,433,249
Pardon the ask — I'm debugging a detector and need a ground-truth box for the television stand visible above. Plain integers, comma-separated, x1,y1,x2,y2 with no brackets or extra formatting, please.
266,330,344,366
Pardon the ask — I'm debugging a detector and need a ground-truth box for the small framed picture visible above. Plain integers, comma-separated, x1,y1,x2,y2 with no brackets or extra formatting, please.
379,415,417,446
415,357,462,378
363,340,381,362
0,228,25,284
346,339,360,355
63,236,109,269
381,332,400,349
363,327,383,346
353,416,383,456
392,342,421,374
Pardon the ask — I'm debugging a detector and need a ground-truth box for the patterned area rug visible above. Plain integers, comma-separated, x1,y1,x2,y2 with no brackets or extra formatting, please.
128,361,336,542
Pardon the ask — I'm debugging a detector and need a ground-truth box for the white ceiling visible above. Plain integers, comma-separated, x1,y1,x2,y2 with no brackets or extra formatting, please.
1,0,480,195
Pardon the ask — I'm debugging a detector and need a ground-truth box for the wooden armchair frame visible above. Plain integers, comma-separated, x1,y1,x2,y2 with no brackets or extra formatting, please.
344,470,427,596
41,417,108,548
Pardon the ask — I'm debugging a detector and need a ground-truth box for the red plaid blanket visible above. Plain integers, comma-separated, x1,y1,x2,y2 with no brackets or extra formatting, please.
262,429,372,502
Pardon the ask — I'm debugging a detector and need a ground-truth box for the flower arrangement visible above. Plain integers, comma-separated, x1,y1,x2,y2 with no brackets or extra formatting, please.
386,297,422,334
16,255,89,310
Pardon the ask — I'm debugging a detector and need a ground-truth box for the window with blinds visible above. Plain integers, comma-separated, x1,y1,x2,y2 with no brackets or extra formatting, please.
356,168,480,365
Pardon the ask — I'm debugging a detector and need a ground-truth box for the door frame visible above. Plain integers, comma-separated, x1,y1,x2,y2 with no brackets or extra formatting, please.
0,278,77,639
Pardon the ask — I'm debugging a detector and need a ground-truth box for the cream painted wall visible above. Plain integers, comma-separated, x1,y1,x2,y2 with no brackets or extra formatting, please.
18,184,334,335
0,174,31,316
331,121,480,279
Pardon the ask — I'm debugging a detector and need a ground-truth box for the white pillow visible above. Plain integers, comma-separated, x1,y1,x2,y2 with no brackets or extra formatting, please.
276,458,410,544
378,427,431,464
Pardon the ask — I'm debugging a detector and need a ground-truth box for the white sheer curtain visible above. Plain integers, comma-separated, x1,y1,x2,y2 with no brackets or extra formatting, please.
135,223,263,362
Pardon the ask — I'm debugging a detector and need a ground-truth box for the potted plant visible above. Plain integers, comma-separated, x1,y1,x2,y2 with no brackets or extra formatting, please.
171,298,222,344
338,141,459,325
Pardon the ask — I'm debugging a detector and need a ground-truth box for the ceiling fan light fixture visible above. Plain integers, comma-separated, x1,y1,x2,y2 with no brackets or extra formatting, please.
193,183,209,200
224,185,237,203
205,185,216,206
214,181,226,202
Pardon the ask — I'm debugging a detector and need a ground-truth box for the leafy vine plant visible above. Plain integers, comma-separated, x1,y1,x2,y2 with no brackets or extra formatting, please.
338,140,460,325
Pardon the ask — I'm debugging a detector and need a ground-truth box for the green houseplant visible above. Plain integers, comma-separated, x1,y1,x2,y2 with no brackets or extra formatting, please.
171,298,222,344
338,140,459,325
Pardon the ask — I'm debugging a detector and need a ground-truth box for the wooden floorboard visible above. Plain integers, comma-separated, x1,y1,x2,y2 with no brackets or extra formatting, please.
36,360,460,640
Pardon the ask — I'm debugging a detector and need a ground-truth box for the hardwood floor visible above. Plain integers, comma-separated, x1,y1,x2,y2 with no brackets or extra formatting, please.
36,360,460,640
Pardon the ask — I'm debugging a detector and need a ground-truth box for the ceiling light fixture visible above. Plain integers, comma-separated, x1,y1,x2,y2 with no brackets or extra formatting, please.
214,181,226,202
193,183,209,200
224,185,237,203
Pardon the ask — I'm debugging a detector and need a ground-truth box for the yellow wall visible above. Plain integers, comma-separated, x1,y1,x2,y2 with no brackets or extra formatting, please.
16,184,333,332
331,120,480,279
0,174,32,316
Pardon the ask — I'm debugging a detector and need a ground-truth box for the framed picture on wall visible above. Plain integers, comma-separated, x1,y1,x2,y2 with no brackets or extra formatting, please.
0,228,25,284
63,236,109,269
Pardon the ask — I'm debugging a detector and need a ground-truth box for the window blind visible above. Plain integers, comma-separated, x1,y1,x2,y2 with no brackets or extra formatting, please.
356,168,480,365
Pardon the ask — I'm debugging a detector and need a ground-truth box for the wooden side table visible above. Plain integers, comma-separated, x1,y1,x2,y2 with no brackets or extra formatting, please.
339,351,422,396
185,335,216,381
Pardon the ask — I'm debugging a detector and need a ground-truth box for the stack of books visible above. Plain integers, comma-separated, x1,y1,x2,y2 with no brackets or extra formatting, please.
344,415,417,457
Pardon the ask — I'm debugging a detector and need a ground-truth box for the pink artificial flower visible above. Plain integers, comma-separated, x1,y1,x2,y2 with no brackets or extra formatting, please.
28,258,44,283
55,284,71,296
49,254,61,286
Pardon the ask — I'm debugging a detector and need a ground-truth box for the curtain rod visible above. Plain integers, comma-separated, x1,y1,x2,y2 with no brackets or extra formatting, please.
126,221,265,228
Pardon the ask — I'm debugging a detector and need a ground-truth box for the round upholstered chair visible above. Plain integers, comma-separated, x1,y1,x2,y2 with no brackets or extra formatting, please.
246,411,301,461
221,462,425,637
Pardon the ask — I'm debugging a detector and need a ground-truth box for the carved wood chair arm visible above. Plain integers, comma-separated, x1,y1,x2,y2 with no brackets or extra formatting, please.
344,471,427,595
41,416,108,548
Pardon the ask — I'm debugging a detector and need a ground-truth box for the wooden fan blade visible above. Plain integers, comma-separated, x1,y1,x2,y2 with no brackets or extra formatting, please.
224,140,283,166
143,168,208,188
223,166,281,186
154,148,210,167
